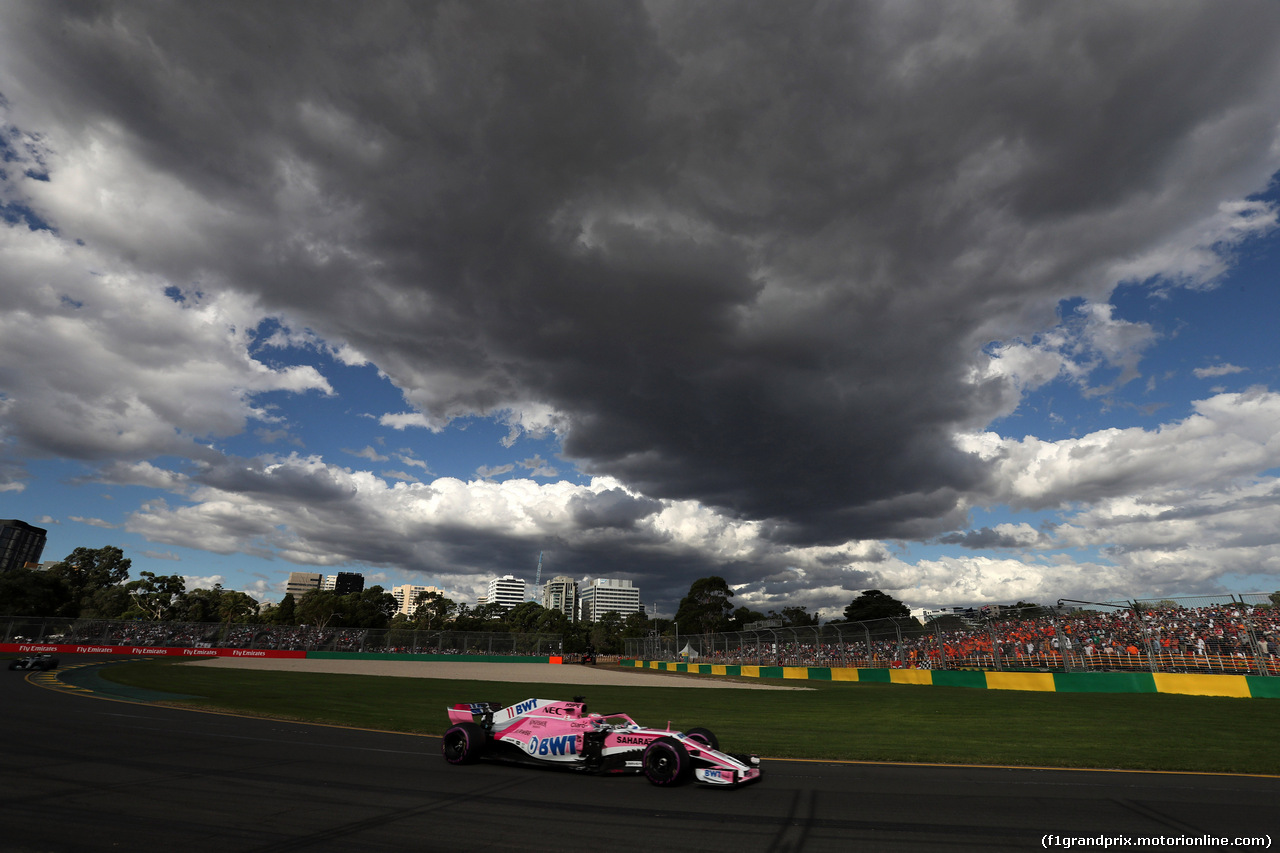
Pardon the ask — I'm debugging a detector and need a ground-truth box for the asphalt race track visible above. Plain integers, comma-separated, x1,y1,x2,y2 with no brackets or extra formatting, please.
2,658,1276,853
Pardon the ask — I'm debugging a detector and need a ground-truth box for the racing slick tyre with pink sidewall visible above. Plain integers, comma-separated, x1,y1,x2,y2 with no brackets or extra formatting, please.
441,722,487,765
643,736,691,786
684,727,719,750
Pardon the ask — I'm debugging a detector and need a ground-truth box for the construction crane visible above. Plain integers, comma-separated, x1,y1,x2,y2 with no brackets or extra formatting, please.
532,551,543,601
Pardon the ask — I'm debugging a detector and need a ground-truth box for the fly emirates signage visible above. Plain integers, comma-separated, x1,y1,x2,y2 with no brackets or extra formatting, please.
0,643,306,658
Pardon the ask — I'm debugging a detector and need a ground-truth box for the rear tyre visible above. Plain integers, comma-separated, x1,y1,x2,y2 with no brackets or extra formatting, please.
441,722,487,765
643,736,690,786
7,661,18,670
684,727,719,750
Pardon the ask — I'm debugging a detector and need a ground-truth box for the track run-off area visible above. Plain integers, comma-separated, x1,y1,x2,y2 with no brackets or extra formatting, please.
2,655,1276,853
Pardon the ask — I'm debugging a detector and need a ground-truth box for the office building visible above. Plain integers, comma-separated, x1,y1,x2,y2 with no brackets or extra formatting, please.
0,519,47,572
486,575,526,610
542,576,579,619
284,571,322,599
579,578,642,621
322,572,365,595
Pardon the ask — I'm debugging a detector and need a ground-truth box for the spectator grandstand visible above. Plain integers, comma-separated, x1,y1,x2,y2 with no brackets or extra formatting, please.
4,592,1276,676
627,594,1279,677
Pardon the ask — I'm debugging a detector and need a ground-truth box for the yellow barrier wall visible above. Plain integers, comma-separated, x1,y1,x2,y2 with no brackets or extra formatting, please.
1152,673,1251,698
985,672,1056,692
889,669,933,685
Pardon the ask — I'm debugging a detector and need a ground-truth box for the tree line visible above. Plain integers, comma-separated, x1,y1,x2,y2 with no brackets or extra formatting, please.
0,547,912,654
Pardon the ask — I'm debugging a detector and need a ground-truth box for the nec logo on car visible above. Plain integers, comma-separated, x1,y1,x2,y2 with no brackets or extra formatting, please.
528,735,578,756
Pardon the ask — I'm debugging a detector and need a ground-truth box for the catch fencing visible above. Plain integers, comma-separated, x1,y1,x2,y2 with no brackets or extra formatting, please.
0,616,562,656
625,593,1280,677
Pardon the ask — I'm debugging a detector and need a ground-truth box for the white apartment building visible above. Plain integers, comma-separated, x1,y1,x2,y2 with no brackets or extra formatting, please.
541,576,579,619
579,577,642,621
391,583,443,617
486,575,526,610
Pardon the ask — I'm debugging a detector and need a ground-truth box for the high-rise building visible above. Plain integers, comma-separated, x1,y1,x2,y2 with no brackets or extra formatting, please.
284,571,322,599
579,578,642,621
322,572,365,595
486,575,526,610
391,583,442,617
0,519,47,572
541,576,579,619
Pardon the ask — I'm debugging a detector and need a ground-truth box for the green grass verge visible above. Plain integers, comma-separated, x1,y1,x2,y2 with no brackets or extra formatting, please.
101,661,1280,775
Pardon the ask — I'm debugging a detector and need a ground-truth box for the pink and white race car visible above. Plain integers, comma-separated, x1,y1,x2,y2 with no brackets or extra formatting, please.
441,696,762,787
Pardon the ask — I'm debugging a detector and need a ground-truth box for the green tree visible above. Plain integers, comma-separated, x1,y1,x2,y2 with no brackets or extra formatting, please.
173,585,258,624
777,605,819,627
214,587,259,623
81,583,132,619
412,590,457,630
727,605,766,631
590,610,624,653
505,601,548,634
295,589,339,628
842,589,909,622
0,567,73,617
674,576,735,634
273,592,297,625
621,611,652,639
46,545,132,616
123,572,186,621
534,607,571,634
337,586,397,630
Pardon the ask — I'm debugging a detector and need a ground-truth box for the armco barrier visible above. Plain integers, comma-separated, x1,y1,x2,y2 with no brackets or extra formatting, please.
3,643,559,663
622,660,1280,699
2,642,306,659
306,651,553,663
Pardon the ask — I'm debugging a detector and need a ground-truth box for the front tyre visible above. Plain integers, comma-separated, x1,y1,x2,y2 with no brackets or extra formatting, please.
643,736,690,786
441,722,487,765
684,727,719,750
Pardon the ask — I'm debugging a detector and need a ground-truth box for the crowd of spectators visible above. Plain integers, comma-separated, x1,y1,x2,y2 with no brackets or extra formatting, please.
673,602,1280,676
7,599,1277,676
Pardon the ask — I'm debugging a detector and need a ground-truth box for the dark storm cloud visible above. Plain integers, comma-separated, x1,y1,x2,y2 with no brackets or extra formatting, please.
568,488,663,530
195,457,358,504
938,527,1031,549
8,1,1280,547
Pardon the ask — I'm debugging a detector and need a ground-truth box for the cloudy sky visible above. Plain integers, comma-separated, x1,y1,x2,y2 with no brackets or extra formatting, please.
3,2,1280,619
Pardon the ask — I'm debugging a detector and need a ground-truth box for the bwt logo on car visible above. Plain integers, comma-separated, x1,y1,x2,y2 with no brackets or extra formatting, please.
527,735,578,756
512,699,540,715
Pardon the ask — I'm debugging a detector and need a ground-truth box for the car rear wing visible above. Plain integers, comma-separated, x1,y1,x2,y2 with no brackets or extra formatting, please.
447,702,505,725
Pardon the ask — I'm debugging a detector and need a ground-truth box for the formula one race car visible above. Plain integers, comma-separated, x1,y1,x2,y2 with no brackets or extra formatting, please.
8,653,59,671
441,697,762,787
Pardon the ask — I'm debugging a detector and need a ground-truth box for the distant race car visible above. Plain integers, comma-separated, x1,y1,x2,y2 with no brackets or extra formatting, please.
579,649,596,665
8,653,59,671
441,696,762,787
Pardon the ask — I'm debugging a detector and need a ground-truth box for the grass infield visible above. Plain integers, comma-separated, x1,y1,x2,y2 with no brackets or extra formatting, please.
101,661,1280,775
